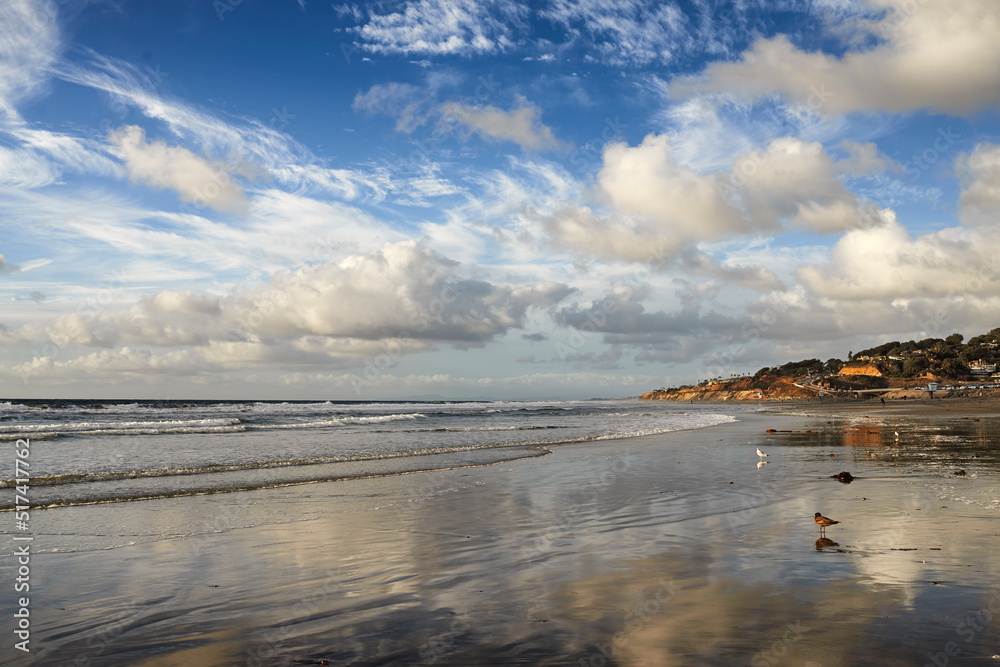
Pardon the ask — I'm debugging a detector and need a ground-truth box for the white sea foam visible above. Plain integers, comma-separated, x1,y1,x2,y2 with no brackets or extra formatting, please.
0,399,744,509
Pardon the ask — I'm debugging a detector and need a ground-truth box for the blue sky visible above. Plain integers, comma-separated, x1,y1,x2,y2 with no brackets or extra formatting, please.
2,0,1000,400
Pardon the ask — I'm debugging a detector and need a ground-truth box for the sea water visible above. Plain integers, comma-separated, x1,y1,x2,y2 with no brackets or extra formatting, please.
0,399,740,508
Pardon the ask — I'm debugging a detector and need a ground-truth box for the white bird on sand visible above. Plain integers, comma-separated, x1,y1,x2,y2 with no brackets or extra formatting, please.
757,447,768,457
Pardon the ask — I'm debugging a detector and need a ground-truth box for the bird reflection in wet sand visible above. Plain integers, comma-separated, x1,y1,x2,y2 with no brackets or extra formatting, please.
815,537,839,551
814,512,840,535
757,460,767,469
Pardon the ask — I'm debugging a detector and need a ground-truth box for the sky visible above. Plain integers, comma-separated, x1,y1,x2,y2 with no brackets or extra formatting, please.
2,0,1000,400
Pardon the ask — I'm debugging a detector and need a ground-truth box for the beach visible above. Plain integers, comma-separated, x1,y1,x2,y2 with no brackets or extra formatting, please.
3,402,1000,666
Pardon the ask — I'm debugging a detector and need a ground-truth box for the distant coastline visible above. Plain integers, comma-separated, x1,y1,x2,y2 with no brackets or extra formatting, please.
644,328,1000,403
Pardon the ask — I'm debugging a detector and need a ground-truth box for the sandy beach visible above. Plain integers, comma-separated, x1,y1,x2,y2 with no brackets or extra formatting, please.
3,404,1000,666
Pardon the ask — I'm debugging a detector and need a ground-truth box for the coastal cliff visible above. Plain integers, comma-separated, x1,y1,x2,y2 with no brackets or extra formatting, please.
640,375,814,402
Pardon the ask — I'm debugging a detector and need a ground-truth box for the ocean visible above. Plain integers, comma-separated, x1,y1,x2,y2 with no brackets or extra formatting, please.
0,399,740,509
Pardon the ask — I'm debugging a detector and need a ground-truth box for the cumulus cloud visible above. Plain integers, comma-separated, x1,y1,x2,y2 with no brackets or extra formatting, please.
958,143,1000,225
674,0,1000,114
737,137,864,233
37,290,225,349
548,134,870,263
0,0,59,118
107,125,249,213
16,243,573,377
442,102,561,151
677,249,783,292
349,0,526,56
548,281,747,368
246,240,571,343
597,133,740,238
545,206,671,263
796,211,1000,300
835,140,898,176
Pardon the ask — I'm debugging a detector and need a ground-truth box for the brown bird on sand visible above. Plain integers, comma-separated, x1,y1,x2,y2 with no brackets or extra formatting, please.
814,512,840,534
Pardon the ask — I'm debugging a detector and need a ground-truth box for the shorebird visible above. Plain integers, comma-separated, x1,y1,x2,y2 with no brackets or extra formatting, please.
756,447,768,457
814,512,840,534
815,537,839,551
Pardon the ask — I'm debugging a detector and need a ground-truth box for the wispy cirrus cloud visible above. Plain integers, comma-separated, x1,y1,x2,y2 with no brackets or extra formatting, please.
0,0,59,119
54,51,429,205
353,82,430,133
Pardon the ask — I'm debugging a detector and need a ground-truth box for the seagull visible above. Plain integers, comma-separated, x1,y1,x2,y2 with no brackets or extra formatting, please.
814,512,840,534
756,447,768,457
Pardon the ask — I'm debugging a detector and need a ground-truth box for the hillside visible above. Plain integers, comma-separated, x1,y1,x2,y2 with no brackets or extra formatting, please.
641,375,814,402
642,327,1000,402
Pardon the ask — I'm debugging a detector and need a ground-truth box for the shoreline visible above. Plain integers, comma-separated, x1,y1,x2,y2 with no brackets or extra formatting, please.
4,409,1000,665
646,393,1000,416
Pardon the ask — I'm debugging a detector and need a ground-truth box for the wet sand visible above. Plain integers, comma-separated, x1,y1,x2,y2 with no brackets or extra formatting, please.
768,394,1000,416
4,409,1000,666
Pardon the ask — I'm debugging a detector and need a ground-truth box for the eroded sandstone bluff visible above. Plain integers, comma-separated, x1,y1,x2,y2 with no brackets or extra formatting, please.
640,375,814,402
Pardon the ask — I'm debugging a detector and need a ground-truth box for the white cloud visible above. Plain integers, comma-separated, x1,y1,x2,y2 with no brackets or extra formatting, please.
674,0,1000,114
247,240,571,343
737,137,864,233
0,145,59,188
958,143,1000,225
541,0,689,66
835,140,898,176
597,133,741,239
547,134,869,264
10,243,574,382
352,82,430,133
796,211,1000,301
0,253,19,274
0,127,122,190
0,0,59,119
11,127,122,177
554,282,741,340
55,52,310,185
350,0,526,57
107,125,249,213
442,101,561,150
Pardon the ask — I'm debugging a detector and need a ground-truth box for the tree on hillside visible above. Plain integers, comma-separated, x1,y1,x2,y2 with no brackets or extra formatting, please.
941,358,969,378
929,340,956,359
960,346,989,364
903,356,930,377
946,333,964,346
